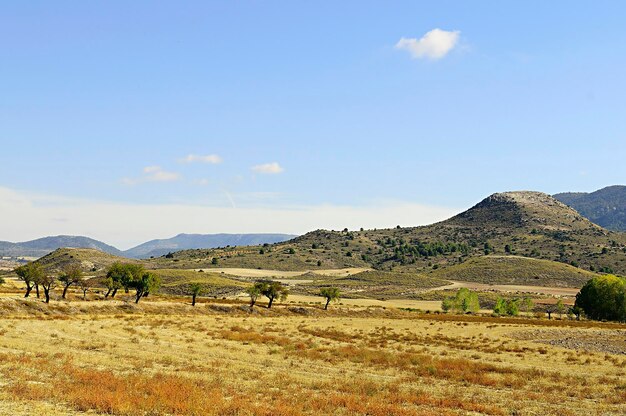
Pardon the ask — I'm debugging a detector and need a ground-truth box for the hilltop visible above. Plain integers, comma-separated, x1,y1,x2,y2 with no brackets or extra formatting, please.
554,185,626,232
0,235,124,258
148,191,626,278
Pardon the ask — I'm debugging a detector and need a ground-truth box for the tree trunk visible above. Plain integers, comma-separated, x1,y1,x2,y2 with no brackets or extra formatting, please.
44,288,50,303
104,288,112,298
325,298,330,310
135,291,143,303
83,290,87,300
268,297,274,308
547,311,552,320
24,285,32,298
250,299,256,308
62,285,69,299
111,288,118,298
192,294,196,306
35,284,40,298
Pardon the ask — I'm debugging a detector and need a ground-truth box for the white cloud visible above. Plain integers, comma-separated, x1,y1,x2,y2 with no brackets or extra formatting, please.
0,186,460,250
179,154,222,164
395,28,460,60
122,166,181,185
252,162,284,174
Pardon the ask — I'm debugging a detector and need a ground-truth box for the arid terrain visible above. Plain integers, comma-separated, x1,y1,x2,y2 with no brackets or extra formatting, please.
0,286,625,416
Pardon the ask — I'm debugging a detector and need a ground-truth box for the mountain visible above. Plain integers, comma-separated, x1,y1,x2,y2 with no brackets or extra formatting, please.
150,191,626,279
123,233,298,259
554,185,626,232
0,235,124,258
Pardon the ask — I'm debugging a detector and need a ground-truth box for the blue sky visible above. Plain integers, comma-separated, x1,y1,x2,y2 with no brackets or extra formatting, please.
1,1,625,248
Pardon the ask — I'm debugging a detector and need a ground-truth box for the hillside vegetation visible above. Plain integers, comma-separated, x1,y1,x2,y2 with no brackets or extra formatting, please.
426,255,599,287
554,185,626,232
148,192,626,279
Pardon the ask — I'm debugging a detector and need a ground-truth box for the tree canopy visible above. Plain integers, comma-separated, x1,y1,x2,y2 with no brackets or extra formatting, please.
441,288,480,313
575,274,626,322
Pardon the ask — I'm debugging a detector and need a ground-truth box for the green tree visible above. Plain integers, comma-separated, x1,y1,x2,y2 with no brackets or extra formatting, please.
246,284,262,308
259,280,288,308
441,288,480,313
555,299,565,318
14,263,44,298
521,297,534,314
493,297,519,316
129,271,161,304
105,263,144,298
59,264,83,299
211,257,218,265
575,275,626,322
189,283,202,306
319,287,341,310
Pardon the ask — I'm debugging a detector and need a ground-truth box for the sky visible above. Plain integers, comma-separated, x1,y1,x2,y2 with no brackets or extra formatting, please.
1,1,626,249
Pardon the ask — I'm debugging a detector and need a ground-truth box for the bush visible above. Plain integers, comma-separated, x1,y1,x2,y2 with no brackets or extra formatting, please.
575,274,626,322
494,297,519,316
441,288,480,313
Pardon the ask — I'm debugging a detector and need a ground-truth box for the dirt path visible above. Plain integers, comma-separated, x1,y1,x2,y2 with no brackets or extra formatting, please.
426,280,579,297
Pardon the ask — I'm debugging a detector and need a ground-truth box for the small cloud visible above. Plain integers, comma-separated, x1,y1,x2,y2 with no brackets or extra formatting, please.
251,162,284,174
395,28,460,60
122,166,181,185
179,154,222,164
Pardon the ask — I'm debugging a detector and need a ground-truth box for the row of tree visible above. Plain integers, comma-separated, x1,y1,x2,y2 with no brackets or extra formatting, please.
13,262,342,310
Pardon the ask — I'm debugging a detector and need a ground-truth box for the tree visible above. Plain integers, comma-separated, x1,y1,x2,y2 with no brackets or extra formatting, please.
129,272,161,304
555,299,565,318
14,263,44,298
246,284,262,308
211,257,218,265
189,283,202,306
39,274,56,303
78,279,90,300
441,288,480,313
521,297,534,315
59,264,83,299
105,263,144,298
320,287,341,310
259,280,288,308
493,297,519,316
575,275,626,322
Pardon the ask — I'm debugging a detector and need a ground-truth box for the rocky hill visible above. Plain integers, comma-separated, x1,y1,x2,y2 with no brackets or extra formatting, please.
149,191,626,277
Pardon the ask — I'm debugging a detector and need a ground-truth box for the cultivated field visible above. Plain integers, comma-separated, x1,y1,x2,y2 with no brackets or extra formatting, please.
0,294,625,416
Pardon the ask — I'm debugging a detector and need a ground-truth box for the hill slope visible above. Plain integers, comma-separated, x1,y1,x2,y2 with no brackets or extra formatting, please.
149,191,626,279
123,233,298,258
554,185,626,232
0,236,124,258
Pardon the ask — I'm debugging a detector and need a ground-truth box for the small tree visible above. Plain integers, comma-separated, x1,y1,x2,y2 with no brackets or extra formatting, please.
441,288,480,313
493,297,519,316
189,283,202,306
320,287,341,310
14,263,44,298
130,272,161,304
521,297,534,315
59,264,83,299
555,299,565,318
246,284,262,308
78,279,90,300
39,274,56,303
259,281,288,308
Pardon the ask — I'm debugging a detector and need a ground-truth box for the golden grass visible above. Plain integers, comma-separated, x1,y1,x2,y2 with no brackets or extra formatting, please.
0,299,625,415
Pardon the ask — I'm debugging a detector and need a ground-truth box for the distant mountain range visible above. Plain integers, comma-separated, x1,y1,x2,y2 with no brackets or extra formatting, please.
0,233,297,259
123,233,298,258
553,185,626,232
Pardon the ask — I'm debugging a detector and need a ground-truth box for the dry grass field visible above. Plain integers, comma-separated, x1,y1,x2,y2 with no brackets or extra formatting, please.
0,293,625,416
